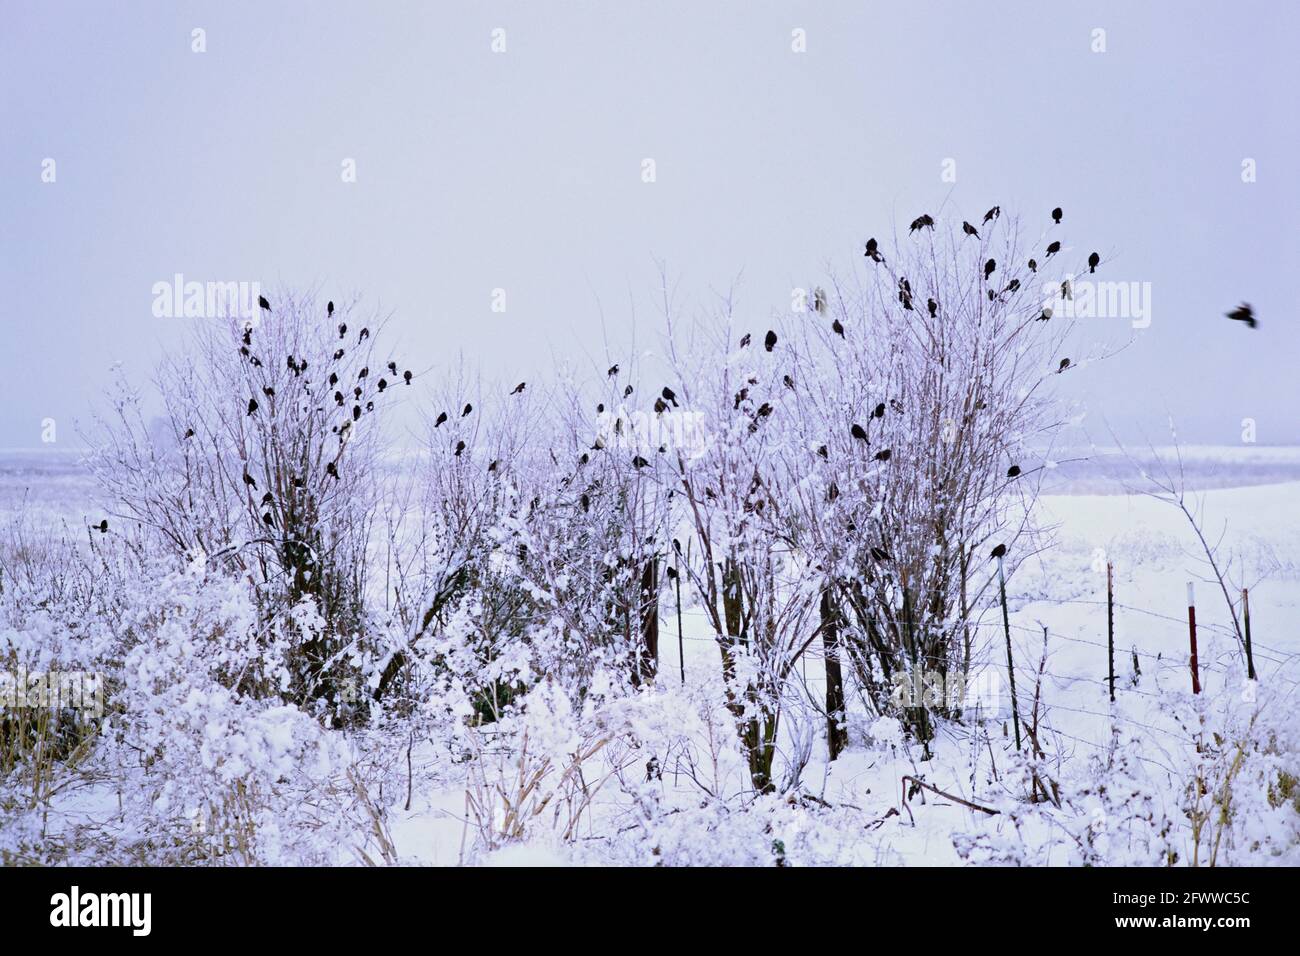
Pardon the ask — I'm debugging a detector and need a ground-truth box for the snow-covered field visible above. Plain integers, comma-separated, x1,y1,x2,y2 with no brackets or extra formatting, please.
2,447,1296,867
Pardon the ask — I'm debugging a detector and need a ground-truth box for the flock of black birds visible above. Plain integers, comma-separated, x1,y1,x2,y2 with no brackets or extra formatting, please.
89,212,1261,561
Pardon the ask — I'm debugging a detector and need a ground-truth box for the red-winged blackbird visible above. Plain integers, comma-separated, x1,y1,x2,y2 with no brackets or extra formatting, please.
326,462,338,479
358,366,368,379
873,402,885,418
462,403,472,416
1051,207,1062,224
962,221,979,238
1028,259,1037,273
334,391,344,405
765,330,777,351
329,372,338,386
1045,241,1061,258
783,374,795,389
260,491,273,505
1088,252,1100,273
377,379,387,392
607,364,619,377
874,449,891,461
1037,308,1052,322
327,300,334,317
850,423,867,441
623,384,633,397
352,406,361,421
258,295,270,311
1225,303,1257,328
243,472,257,489
870,546,891,562
984,258,996,281
832,319,845,337
990,543,1007,560
983,206,1000,224
455,441,465,457
387,361,397,374
404,370,412,385
338,323,347,339
435,412,447,427
662,386,678,406
353,386,362,399
1058,358,1071,373
1007,465,1021,478
247,398,258,416
488,460,499,472
928,298,938,317
358,327,370,342
909,214,934,232
632,455,649,468
263,386,275,398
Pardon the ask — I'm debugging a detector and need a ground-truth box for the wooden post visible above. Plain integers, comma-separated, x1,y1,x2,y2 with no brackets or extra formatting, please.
1242,587,1256,682
820,588,848,761
997,556,1022,751
1187,581,1201,695
1106,561,1115,703
674,554,685,685
639,556,660,683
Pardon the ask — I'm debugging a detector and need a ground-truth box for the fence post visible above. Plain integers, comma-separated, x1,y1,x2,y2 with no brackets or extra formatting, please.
1242,587,1256,682
1106,561,1115,703
1187,581,1201,695
997,555,1022,751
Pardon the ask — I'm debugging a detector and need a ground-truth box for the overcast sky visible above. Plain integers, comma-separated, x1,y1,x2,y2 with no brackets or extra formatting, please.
2,0,1296,449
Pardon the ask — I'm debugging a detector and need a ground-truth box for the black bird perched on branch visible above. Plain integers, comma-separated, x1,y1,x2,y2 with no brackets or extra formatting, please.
962,221,979,238
328,372,338,387
874,449,891,462
263,386,275,399
739,332,751,348
1088,252,1100,273
1037,307,1053,322
258,295,270,311
623,384,633,397
764,330,777,352
870,546,892,562
662,386,678,407
873,402,886,418
990,543,1007,560
338,323,347,340
353,386,362,399
95,519,108,534
327,300,334,318
889,398,903,414
260,491,273,506
404,370,412,385
435,411,447,428
984,258,996,281
352,405,361,422
1045,241,1061,258
909,214,935,232
334,348,345,361
783,374,795,390
850,423,868,441
377,378,387,393
1007,465,1021,479
455,441,466,457
243,472,257,489
816,445,829,459
1058,358,1071,373
358,366,368,379
928,298,938,318
488,460,499,472
334,390,344,406
607,364,619,377
832,318,845,338
1027,258,1037,273
246,398,258,416
1225,303,1257,328
864,237,883,262
184,427,195,439
1051,207,1063,224
632,455,649,469
326,462,338,479
387,361,397,375
983,206,1001,224
462,403,472,417
358,328,370,342
511,382,526,395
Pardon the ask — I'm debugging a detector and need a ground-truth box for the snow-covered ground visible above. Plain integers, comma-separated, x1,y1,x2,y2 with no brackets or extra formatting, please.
3,448,1297,866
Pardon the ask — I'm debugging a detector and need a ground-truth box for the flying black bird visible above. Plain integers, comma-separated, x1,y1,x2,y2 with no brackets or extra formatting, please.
850,423,868,441
246,398,258,416
1007,465,1021,479
874,449,891,462
1027,258,1038,273
404,370,412,385
242,472,257,489
327,300,334,318
984,258,996,281
435,412,447,427
1225,303,1257,328
765,330,777,352
511,382,526,395
832,318,845,338
258,295,270,311
909,214,935,232
1058,358,1071,373
990,543,1007,560
1051,207,1062,224
1045,241,1061,258
1088,252,1100,273
455,441,466,457
983,206,1001,224
927,298,938,318
95,519,108,534
632,455,649,469
662,386,678,407
873,402,886,418
607,364,619,377
962,221,980,238
462,403,472,417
